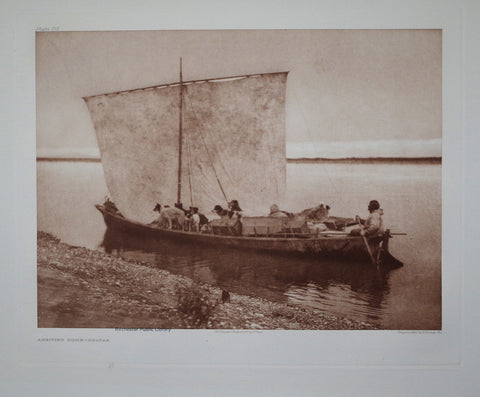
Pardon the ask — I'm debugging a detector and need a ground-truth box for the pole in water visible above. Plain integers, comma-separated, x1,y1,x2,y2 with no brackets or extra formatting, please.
356,216,378,267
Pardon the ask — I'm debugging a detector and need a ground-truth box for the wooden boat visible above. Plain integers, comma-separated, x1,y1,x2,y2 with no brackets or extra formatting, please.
94,203,402,266
85,59,402,267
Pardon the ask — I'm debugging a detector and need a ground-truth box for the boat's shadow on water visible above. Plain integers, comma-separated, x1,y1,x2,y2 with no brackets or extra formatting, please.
100,227,400,316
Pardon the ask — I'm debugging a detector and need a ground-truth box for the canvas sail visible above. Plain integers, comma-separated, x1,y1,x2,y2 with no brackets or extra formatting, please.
84,72,288,223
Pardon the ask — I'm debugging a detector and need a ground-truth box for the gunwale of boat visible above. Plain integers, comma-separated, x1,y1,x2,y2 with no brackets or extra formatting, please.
95,204,361,243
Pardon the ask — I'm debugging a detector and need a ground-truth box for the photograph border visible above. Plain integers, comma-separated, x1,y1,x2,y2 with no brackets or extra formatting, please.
2,0,478,395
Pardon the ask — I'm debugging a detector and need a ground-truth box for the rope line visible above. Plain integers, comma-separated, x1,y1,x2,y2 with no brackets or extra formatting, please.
184,125,195,207
184,88,230,205
184,90,236,187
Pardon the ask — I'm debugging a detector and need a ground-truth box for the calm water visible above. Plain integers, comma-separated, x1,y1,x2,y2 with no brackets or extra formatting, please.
37,160,442,330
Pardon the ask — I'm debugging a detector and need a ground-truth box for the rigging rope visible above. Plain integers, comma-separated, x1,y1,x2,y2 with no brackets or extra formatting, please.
184,88,230,205
183,90,236,187
185,120,195,207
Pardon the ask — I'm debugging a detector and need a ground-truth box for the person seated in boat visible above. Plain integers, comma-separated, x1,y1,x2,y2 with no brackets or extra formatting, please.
152,203,186,230
174,203,194,230
190,207,201,232
227,200,243,235
212,204,229,219
211,203,242,235
227,200,242,219
350,200,385,237
196,208,209,228
269,204,290,218
176,205,207,231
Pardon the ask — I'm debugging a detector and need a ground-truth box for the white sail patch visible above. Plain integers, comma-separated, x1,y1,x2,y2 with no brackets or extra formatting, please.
84,72,288,223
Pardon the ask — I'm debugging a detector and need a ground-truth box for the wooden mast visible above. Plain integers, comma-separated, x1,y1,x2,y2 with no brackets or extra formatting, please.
177,58,183,204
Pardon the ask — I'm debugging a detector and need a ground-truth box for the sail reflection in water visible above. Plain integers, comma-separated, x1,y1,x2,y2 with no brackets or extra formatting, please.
101,227,394,325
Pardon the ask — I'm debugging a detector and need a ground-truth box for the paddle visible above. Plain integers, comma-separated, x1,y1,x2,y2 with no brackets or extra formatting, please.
356,216,377,267
318,231,406,236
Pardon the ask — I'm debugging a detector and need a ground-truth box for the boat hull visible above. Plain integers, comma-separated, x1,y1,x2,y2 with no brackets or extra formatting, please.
95,205,401,265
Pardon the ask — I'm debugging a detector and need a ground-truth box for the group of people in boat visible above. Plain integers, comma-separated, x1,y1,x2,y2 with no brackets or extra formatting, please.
211,200,243,220
152,203,208,232
152,199,262,233
152,200,245,232
149,197,385,238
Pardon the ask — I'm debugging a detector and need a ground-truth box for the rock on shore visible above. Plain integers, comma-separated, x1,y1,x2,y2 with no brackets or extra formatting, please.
37,231,378,330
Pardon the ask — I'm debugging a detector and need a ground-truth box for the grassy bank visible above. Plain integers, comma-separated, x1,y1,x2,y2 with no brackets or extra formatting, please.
37,231,378,330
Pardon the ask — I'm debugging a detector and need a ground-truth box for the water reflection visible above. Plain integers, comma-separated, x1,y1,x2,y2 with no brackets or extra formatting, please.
37,160,441,329
101,226,398,324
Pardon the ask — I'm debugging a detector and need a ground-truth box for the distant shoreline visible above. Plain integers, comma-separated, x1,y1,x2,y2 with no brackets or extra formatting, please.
287,157,442,164
37,156,442,164
37,157,102,162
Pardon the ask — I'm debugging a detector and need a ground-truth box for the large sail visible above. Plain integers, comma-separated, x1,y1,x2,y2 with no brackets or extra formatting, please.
84,72,288,223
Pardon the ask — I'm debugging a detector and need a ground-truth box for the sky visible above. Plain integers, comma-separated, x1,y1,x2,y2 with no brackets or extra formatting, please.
36,29,442,157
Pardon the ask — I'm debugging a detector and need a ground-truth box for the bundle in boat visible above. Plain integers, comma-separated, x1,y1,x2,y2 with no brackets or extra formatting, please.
209,217,308,237
209,218,243,236
241,217,307,237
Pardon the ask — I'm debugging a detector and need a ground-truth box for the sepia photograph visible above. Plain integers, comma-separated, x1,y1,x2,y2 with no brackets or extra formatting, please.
36,29,442,331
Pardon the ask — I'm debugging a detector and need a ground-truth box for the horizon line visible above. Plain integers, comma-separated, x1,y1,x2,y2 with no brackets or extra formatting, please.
287,157,442,164
36,156,442,163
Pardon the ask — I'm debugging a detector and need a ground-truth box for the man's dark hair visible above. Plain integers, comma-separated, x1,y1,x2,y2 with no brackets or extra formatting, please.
368,200,380,212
